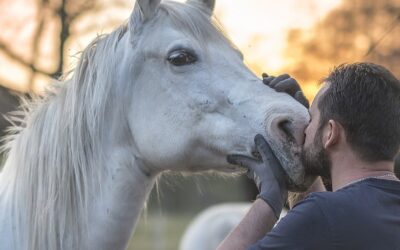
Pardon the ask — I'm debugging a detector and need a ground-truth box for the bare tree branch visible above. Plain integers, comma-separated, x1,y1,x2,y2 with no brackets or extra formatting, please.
364,13,400,57
28,0,48,90
68,1,99,22
68,0,130,23
0,0,131,87
52,0,70,78
73,18,126,36
0,41,53,77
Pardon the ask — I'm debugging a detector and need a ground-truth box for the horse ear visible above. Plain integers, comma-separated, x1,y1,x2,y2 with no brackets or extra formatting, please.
129,0,161,35
135,0,161,20
187,0,216,13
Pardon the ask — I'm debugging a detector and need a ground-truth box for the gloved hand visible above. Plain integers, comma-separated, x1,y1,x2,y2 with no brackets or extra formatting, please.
227,134,288,219
262,73,309,108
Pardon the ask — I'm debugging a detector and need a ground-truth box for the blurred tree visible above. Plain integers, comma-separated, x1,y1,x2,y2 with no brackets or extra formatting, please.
283,0,400,179
0,0,131,143
284,0,400,98
0,0,128,92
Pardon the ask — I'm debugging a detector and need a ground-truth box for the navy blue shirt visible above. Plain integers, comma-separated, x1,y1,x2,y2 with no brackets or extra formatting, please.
248,178,400,250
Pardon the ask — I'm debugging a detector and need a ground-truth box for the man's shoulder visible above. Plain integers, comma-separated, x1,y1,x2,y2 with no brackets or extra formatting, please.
301,178,400,204
293,178,400,219
250,190,333,250
303,189,345,204
255,179,400,250
293,191,340,211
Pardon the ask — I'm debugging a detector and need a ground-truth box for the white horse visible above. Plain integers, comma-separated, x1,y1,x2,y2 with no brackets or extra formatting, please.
180,203,252,250
179,203,288,250
0,0,310,249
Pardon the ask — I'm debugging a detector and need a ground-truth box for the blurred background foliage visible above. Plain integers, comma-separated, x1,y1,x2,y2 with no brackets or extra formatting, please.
0,0,399,249
284,0,400,92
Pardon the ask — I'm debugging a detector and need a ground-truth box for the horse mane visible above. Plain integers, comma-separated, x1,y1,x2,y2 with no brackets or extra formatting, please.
0,24,128,249
0,2,233,249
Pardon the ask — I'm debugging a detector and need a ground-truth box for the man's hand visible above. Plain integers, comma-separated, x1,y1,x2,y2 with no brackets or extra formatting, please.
227,135,288,219
262,73,309,108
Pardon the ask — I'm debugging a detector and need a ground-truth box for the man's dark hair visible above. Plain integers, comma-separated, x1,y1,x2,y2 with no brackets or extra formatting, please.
318,62,400,162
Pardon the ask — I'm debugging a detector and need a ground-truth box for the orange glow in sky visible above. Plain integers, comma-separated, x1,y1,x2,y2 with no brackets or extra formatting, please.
214,0,342,73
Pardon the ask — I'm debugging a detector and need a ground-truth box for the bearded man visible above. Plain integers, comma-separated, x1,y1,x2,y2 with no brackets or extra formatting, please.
218,63,400,250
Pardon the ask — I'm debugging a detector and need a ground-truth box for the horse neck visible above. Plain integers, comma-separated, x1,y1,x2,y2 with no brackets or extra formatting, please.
86,139,158,250
0,89,158,250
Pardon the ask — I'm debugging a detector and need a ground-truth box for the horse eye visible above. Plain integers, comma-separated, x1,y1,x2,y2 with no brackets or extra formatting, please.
167,50,197,66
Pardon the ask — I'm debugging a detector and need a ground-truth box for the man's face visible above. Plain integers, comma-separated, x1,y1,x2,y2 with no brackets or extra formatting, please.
301,85,332,179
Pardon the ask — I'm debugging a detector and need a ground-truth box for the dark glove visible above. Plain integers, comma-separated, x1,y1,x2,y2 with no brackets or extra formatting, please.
262,73,309,108
227,134,288,219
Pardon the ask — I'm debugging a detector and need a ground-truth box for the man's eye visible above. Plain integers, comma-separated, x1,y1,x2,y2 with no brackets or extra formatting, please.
167,50,197,66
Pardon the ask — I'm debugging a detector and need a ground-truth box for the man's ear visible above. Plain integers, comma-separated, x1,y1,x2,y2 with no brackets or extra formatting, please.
324,120,341,149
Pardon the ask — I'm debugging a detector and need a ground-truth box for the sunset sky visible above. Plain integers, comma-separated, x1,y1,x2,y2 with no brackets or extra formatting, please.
0,0,342,98
214,0,341,72
72,0,342,72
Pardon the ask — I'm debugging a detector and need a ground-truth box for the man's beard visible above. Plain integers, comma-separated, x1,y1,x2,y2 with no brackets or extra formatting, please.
301,127,332,180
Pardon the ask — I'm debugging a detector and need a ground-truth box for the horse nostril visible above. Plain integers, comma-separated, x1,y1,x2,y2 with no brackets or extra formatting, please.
278,120,295,142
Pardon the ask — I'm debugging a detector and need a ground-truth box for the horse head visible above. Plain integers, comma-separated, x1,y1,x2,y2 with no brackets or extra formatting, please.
114,0,311,188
